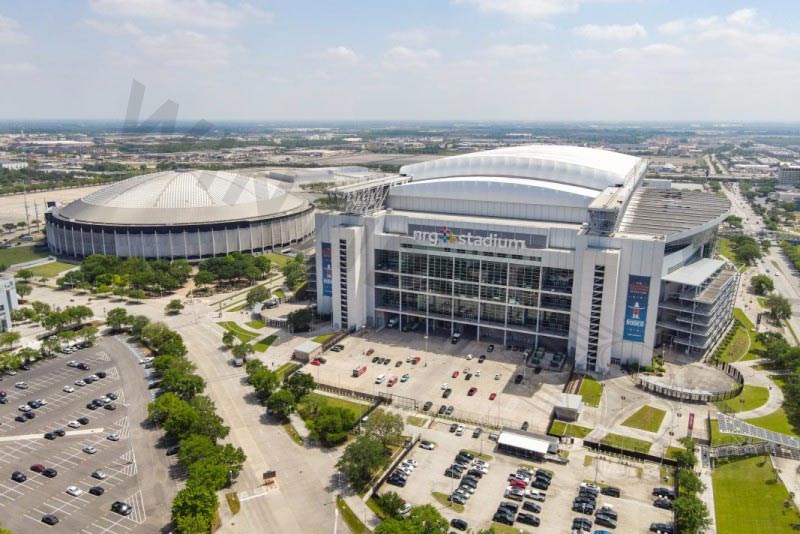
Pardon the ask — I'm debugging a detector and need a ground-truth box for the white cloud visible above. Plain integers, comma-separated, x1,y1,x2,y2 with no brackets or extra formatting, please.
383,47,440,69
84,18,143,36
482,44,548,58
135,30,235,68
389,27,460,46
317,46,360,65
453,0,581,19
726,8,756,26
656,19,686,36
613,43,684,60
88,0,272,29
573,23,646,41
0,62,38,74
0,14,29,44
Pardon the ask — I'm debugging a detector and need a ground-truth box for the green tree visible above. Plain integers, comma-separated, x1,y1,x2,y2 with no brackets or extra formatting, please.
751,274,775,295
308,405,357,446
178,434,219,466
15,346,39,364
106,307,129,331
245,358,264,375
281,259,307,290
78,325,99,345
165,299,184,315
404,504,448,534
171,485,218,534
14,268,34,282
336,435,385,490
193,270,216,289
766,292,792,321
677,468,705,496
246,285,271,307
129,315,151,338
232,342,255,361
189,395,230,441
163,401,201,440
128,288,146,301
147,392,186,425
15,282,32,299
287,308,313,332
161,368,206,401
266,388,296,418
187,457,230,490
363,410,404,451
249,367,280,400
284,372,316,401
222,331,236,349
672,494,712,534
0,331,21,350
376,491,405,519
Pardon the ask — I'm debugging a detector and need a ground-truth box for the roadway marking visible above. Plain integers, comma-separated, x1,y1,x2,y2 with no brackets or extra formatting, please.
0,428,105,442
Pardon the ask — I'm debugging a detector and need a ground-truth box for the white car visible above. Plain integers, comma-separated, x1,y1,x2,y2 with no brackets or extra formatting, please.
466,353,473,360
494,373,502,380
404,459,418,467
139,357,154,365
75,380,86,387
67,361,78,368
83,446,98,455
107,433,120,442
66,486,83,497
18,404,31,412
440,383,449,390
7,370,17,376
14,381,27,389
67,420,81,429
88,375,99,381
419,441,435,450
455,425,465,436
63,386,75,393
398,502,412,515
475,370,482,377
472,464,489,474
91,470,106,480
99,396,110,404
37,399,47,406
463,367,470,374
526,489,546,501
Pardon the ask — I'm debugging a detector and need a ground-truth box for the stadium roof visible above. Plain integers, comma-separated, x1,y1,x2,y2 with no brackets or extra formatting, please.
399,145,646,192
662,258,725,286
56,169,308,226
617,188,730,239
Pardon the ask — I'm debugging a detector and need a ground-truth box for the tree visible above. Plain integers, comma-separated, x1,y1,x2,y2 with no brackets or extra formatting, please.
245,358,264,375
363,410,405,451
249,367,280,400
282,258,307,290
766,292,792,321
187,457,230,491
15,282,32,299
672,494,711,534
376,491,405,519
0,331,21,351
165,299,184,315
14,268,33,282
751,274,774,295
287,307,313,332
106,307,129,331
163,401,201,440
222,331,236,349
284,372,316,401
336,435,385,490
266,389,296,418
193,270,216,289
232,342,255,361
15,346,39,364
189,394,230,441
217,443,246,476
178,434,219,466
2,222,14,233
404,505,448,534
246,285,271,307
78,325,99,345
129,315,151,338
161,368,206,401
308,405,357,446
147,392,186,425
677,468,705,496
128,288,146,301
171,484,218,534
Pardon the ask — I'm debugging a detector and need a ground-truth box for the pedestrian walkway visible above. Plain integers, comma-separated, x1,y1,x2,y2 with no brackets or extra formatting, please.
731,359,785,419
697,447,718,534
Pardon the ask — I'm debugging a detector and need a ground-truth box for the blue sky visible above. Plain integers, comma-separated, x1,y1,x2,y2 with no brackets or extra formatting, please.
1,0,799,121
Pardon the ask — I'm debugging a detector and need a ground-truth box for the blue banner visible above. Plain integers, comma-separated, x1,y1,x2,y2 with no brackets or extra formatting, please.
623,275,650,342
321,242,332,297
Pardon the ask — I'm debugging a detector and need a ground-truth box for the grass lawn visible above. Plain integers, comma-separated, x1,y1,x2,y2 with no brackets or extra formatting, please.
246,319,265,329
274,288,286,298
460,449,493,461
297,392,369,421
275,362,300,380
431,491,463,513
734,307,765,361
718,325,750,363
713,456,800,534
265,253,292,267
600,433,652,454
715,385,769,413
217,321,259,343
578,376,603,407
664,446,686,461
757,297,767,308
254,335,278,352
28,261,74,278
490,523,532,534
584,455,594,466
719,237,744,268
549,420,592,438
0,243,48,267
312,333,337,344
226,302,247,312
366,497,386,520
336,497,370,534
748,409,800,438
225,492,241,515
406,415,427,427
621,405,666,433
281,421,304,446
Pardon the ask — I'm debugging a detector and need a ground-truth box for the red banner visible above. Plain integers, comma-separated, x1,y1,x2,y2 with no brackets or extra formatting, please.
688,413,695,430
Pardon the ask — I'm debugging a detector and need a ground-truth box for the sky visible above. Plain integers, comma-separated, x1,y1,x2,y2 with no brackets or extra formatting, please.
1,0,799,122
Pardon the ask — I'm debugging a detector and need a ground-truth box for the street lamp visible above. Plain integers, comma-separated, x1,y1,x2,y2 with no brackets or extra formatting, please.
425,335,429,353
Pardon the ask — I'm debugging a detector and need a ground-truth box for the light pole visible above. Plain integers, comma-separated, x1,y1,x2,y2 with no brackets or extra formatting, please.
425,335,429,353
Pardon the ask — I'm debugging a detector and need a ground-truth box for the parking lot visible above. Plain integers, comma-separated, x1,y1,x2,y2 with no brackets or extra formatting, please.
314,328,569,432
0,338,173,532
382,418,675,532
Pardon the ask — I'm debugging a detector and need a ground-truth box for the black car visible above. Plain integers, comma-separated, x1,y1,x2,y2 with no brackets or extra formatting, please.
572,517,592,532
104,403,117,411
460,478,478,489
87,402,99,410
650,523,674,533
438,405,447,415
487,344,494,352
449,423,458,433
24,411,35,419
596,515,617,528
517,512,540,526
467,469,483,479
464,373,472,381
0,397,6,404
371,356,379,363
28,400,40,408
654,498,672,510
77,417,89,425
572,502,594,515
15,415,26,423
387,475,406,487
442,388,452,398
107,393,118,400
514,374,523,384
53,428,65,437
521,421,529,431
166,445,180,456
43,468,58,478
422,401,433,411
531,479,549,490
448,493,467,505
445,405,454,415
147,381,161,390
522,501,541,514
44,432,56,440
597,508,618,521
111,501,133,516
96,371,107,379
653,487,676,499
41,515,59,526
498,501,519,514
450,518,468,531
459,451,474,460
493,511,514,525
383,359,390,365
11,471,26,482
536,469,553,480
89,486,105,496
601,486,620,497
444,469,461,479
472,427,483,438
77,363,90,370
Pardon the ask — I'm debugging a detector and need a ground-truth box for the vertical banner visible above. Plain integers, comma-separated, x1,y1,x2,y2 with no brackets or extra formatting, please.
321,242,332,297
688,413,695,431
622,274,651,342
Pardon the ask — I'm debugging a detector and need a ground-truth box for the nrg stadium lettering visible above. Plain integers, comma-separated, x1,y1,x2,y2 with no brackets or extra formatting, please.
412,226,527,250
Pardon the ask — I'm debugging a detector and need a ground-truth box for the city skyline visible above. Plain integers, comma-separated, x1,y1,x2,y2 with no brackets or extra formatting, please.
1,0,799,121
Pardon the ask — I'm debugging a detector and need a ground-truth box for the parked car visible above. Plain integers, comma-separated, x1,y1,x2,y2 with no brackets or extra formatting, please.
522,501,541,513
601,486,621,498
11,471,27,482
467,387,477,396
111,501,133,516
41,515,59,526
43,468,57,478
438,405,447,415
443,388,452,398
654,498,672,510
66,486,83,497
422,401,432,411
419,440,435,450
517,513,540,527
450,518,468,531
452,371,459,378
89,486,105,496
514,374,523,384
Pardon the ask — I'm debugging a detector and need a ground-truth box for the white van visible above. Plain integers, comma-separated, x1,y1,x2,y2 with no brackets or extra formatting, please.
375,374,386,384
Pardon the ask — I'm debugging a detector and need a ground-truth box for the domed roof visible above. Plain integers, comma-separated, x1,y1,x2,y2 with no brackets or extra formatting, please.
56,169,309,226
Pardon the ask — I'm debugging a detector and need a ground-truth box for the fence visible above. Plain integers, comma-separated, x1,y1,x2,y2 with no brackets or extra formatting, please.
636,361,743,403
583,439,679,467
367,435,421,499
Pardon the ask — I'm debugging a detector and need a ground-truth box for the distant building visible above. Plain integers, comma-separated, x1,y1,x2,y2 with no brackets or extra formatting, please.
0,160,28,170
778,164,800,188
0,276,19,332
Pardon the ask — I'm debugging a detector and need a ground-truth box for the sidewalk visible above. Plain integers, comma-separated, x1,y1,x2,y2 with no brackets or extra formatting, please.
697,447,718,534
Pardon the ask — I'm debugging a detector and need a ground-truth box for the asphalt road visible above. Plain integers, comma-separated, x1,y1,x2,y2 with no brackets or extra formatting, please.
0,337,175,533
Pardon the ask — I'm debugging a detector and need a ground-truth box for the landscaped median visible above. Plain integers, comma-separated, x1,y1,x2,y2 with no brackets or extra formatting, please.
549,420,592,438
599,432,652,454
578,376,603,407
253,334,277,352
217,321,259,343
337,496,370,534
715,385,769,414
621,405,666,433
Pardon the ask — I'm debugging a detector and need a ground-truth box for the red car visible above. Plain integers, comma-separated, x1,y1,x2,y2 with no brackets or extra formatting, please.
452,371,460,378
508,479,527,489
412,356,421,365
468,387,477,396
489,393,497,400
310,360,321,366
30,464,46,473
387,376,398,387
